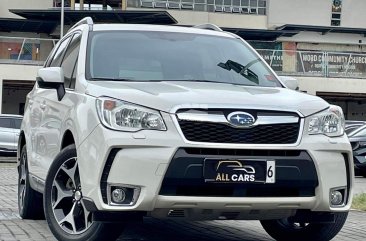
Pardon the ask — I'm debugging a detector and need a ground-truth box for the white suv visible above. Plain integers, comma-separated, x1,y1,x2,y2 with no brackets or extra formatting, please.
18,18,353,241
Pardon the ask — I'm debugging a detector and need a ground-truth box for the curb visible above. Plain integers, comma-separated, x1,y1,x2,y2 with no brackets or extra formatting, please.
350,209,366,213
0,157,17,163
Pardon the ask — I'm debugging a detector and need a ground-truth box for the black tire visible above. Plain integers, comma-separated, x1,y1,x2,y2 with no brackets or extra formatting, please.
18,145,45,219
260,212,348,241
44,144,122,241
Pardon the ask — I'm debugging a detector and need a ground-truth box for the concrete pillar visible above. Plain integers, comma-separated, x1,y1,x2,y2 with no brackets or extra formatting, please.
121,0,127,10
70,0,75,10
80,0,84,10
0,78,3,114
282,42,297,73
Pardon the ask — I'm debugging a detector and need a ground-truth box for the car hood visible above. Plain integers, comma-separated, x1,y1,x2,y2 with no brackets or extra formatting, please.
86,81,329,116
348,136,364,142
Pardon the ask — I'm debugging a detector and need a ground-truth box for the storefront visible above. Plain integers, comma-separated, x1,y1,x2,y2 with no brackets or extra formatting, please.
1,80,34,115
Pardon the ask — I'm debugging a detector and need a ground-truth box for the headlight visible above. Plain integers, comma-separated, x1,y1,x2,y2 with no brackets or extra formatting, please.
308,105,345,137
96,97,166,131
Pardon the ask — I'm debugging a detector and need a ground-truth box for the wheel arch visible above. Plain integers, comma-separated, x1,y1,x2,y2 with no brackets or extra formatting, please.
17,131,26,163
61,130,76,150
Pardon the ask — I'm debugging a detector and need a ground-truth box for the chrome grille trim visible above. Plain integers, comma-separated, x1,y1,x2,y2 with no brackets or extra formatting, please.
176,112,299,127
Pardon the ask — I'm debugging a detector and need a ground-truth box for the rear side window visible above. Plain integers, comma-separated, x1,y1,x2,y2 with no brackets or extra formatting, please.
0,118,12,128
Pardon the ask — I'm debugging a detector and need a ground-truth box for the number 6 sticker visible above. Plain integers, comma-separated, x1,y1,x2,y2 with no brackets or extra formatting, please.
266,160,275,183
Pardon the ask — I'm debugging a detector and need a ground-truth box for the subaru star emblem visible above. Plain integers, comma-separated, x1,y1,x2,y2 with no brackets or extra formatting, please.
227,112,256,127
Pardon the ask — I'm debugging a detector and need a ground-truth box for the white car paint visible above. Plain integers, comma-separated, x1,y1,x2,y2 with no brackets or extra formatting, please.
19,23,353,222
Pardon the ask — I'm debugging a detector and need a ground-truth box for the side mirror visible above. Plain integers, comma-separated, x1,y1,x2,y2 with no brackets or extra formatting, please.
37,67,65,101
279,76,299,91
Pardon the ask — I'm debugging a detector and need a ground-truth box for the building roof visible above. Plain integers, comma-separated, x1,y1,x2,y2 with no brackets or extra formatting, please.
0,18,57,34
9,9,177,25
222,27,298,41
277,24,366,35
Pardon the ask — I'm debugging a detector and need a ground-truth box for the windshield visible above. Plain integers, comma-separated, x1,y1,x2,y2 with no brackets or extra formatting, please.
86,31,281,87
348,125,366,137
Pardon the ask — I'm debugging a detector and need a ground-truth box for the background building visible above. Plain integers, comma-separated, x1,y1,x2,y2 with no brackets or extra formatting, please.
1,0,366,119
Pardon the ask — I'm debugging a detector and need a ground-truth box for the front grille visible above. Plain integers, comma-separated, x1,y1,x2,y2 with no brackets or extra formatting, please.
178,120,300,144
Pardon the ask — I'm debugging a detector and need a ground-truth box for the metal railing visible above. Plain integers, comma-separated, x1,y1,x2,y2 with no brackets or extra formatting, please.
0,36,57,66
256,49,366,79
135,0,267,15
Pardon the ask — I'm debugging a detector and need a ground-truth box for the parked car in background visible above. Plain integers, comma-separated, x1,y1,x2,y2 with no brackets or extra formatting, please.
0,114,22,154
347,124,366,177
345,120,366,133
345,120,366,135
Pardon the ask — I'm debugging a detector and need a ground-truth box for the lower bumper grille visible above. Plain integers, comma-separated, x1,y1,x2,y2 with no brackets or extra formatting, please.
167,209,185,218
159,148,318,198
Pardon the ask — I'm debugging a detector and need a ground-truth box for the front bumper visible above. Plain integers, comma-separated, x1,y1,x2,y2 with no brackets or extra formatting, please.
77,114,353,216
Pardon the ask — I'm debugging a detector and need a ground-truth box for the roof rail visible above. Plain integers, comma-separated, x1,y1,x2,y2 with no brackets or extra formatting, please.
68,17,94,32
193,23,223,32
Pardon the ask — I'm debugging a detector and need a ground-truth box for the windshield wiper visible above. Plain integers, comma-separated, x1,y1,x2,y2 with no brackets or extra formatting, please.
90,77,135,82
90,77,257,86
218,59,260,85
166,79,256,87
168,79,227,84
90,77,256,86
90,77,166,82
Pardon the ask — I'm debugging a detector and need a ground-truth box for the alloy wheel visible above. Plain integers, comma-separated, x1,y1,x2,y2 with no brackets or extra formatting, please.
51,157,92,234
18,151,27,212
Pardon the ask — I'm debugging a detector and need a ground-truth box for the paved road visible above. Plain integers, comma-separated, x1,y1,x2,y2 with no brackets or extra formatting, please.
0,162,365,241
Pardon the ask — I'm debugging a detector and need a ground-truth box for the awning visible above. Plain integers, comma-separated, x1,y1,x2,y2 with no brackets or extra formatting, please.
317,92,366,101
9,9,177,25
222,27,298,41
0,18,57,34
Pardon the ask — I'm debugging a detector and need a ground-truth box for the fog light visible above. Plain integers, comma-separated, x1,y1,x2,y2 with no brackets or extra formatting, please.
112,188,126,203
331,190,343,206
108,185,140,206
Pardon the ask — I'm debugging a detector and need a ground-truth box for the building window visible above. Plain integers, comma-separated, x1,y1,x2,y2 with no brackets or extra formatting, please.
53,0,71,7
331,0,342,26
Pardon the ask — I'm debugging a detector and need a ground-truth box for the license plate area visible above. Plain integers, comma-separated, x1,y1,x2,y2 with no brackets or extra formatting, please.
204,159,275,184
